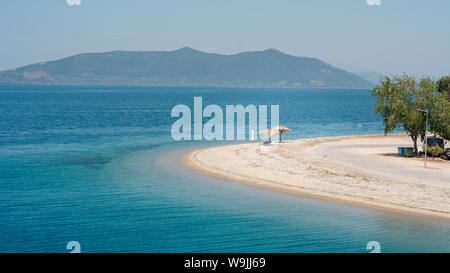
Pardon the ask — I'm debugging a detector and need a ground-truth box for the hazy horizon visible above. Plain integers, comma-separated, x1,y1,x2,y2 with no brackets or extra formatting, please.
1,0,449,78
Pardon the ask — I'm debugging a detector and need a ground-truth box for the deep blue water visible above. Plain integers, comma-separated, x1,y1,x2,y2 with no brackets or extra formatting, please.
0,85,449,253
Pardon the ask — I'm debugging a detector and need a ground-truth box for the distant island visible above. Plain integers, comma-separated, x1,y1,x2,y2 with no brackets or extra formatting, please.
0,47,373,88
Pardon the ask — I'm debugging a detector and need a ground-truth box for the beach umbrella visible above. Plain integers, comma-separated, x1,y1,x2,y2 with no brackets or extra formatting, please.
259,129,273,141
271,126,291,143
258,129,272,136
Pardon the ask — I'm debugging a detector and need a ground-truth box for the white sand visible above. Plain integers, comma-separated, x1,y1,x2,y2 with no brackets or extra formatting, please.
184,134,450,219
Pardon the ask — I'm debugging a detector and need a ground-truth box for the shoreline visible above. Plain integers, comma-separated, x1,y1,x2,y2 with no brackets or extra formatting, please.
183,134,450,220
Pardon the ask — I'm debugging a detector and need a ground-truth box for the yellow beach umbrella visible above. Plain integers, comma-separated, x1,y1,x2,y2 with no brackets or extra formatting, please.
259,129,272,139
258,129,272,136
271,126,291,143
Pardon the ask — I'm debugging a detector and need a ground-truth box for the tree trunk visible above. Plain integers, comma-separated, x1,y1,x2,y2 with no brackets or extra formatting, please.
412,135,418,156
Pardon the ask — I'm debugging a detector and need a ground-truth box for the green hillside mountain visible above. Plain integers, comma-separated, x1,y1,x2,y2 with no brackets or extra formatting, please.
0,47,373,88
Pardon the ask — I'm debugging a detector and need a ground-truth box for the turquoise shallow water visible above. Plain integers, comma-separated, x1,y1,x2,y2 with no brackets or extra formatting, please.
0,85,449,253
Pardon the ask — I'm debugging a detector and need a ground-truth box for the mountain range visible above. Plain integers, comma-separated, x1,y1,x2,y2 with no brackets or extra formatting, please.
0,47,373,88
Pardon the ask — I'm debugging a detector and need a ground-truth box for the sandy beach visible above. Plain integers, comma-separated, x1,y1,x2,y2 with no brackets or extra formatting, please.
184,134,450,219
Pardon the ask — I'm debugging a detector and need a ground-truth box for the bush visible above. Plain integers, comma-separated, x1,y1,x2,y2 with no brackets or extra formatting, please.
422,145,445,157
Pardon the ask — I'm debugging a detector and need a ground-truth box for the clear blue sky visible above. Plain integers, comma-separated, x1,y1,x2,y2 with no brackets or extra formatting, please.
1,0,449,77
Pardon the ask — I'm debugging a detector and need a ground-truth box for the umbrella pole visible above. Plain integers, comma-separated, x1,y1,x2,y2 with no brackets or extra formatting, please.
279,131,282,143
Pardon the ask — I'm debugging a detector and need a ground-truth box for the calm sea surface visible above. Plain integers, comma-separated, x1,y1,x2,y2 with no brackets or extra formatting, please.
0,85,449,253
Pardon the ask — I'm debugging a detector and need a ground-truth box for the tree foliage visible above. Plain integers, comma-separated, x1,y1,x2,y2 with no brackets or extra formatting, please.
437,75,450,104
437,75,450,94
370,74,438,154
430,92,450,140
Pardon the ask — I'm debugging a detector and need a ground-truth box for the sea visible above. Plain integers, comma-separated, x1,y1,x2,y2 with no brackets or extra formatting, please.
0,85,449,253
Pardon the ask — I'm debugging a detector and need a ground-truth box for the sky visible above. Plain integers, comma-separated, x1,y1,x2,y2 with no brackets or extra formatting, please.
0,0,449,77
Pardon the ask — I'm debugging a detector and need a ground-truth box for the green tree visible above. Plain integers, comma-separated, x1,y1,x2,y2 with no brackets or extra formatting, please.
370,74,437,155
430,92,450,140
437,75,450,101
